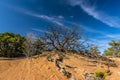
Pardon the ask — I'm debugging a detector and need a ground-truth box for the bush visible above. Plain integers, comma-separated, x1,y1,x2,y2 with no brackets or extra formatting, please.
0,32,25,58
94,70,107,80
117,51,120,57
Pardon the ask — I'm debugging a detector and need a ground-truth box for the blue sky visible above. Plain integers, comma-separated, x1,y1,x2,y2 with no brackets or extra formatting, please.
0,0,120,53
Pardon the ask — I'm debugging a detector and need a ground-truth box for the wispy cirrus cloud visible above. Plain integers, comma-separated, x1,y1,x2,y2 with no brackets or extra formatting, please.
0,1,97,32
28,14,64,26
102,34,120,39
58,15,64,19
0,2,64,27
31,28,48,33
23,11,64,26
90,38,110,53
2,1,119,40
67,0,120,28
0,2,107,33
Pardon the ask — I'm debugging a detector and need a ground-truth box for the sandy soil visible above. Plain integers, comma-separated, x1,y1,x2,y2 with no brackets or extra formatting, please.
0,53,120,80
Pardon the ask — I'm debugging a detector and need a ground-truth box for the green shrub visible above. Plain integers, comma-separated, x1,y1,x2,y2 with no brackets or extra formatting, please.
0,32,25,58
94,70,107,80
117,51,120,57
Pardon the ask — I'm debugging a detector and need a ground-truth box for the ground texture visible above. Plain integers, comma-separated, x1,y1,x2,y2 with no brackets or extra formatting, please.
0,53,120,80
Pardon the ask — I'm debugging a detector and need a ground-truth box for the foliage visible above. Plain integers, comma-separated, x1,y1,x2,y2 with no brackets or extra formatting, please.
90,45,100,56
103,48,113,56
0,32,25,57
94,70,107,80
0,26,102,58
0,32,46,58
103,40,120,57
33,38,45,55
117,51,120,57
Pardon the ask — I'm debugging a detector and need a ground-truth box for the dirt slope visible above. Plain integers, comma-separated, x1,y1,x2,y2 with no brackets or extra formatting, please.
0,54,120,80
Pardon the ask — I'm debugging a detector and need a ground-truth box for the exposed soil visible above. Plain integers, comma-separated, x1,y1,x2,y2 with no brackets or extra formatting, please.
0,53,120,80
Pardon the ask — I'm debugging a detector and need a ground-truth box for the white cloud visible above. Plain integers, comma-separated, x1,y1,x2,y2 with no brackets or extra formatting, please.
70,16,74,18
0,3,64,27
3,2,119,40
90,33,120,53
24,12,64,26
90,38,110,53
29,14,82,31
104,34,120,39
1,2,110,34
31,28,51,34
67,0,120,28
58,15,64,19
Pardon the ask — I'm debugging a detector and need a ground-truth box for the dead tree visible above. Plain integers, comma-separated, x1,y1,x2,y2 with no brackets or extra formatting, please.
24,33,36,60
44,26,86,53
